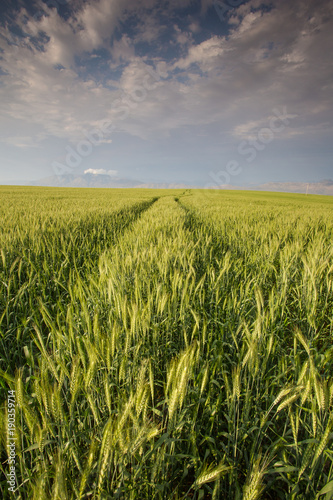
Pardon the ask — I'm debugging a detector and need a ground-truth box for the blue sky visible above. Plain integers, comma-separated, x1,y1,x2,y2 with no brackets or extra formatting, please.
0,0,332,187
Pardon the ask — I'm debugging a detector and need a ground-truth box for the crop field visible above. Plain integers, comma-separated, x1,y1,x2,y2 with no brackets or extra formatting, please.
0,186,333,499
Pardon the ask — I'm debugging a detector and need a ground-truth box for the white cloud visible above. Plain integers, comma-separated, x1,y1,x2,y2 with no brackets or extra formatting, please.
173,36,225,70
111,34,135,63
0,0,332,156
3,136,43,148
84,168,118,176
233,118,270,140
188,21,201,33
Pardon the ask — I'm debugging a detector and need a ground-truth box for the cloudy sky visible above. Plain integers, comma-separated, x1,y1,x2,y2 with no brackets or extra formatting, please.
0,0,332,186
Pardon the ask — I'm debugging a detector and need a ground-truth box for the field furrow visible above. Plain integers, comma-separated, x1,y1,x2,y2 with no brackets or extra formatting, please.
0,188,332,499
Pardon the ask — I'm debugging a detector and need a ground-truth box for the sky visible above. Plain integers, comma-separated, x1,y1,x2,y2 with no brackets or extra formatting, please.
0,0,332,187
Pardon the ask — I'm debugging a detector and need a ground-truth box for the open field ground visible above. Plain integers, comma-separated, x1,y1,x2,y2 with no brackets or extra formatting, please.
0,187,333,499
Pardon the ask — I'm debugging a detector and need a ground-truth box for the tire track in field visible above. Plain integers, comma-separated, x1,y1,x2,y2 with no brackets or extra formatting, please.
70,195,160,272
96,196,206,357
0,195,160,373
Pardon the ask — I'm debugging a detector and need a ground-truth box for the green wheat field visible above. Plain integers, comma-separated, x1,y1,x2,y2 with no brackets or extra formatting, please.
0,186,333,499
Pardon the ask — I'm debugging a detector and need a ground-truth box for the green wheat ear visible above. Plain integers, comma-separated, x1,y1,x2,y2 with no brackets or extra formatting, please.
79,437,98,499
194,461,232,487
242,452,270,500
1,188,332,499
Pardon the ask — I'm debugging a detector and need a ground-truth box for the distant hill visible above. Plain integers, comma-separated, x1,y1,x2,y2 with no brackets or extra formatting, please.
30,173,197,189
27,174,333,195
206,180,333,195
255,180,333,195
30,173,141,188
